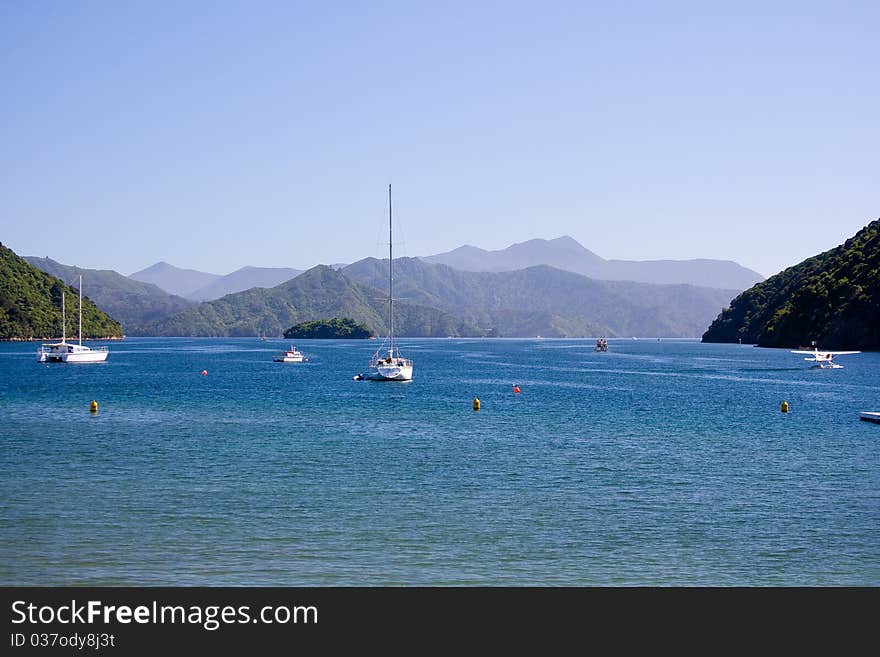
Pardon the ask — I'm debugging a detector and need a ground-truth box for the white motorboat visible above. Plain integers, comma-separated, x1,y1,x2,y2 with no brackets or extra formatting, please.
38,275,109,363
367,184,413,382
274,345,305,362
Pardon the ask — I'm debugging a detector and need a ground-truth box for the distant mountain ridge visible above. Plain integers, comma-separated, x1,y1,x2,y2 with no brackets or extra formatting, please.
130,262,303,301
142,265,480,337
422,236,764,290
129,262,221,299
1,244,122,339
126,236,759,302
141,255,736,338
188,266,302,301
25,257,194,333
702,218,880,349
343,257,737,338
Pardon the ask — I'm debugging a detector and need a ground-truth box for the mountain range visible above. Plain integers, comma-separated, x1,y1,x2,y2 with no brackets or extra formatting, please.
129,262,221,298
128,262,303,302
16,234,751,338
138,257,737,338
6,226,875,345
343,257,736,338
24,257,194,333
422,236,764,289
128,236,763,301
141,265,479,338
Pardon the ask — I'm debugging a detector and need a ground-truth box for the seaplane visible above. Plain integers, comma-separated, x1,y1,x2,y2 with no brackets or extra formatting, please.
791,344,861,369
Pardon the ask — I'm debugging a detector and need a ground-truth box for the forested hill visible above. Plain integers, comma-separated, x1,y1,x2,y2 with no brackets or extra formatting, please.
343,257,736,338
142,265,482,337
0,243,123,340
702,218,880,349
25,256,194,333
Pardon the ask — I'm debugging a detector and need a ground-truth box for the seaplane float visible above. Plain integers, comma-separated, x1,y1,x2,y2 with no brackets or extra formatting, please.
791,346,861,369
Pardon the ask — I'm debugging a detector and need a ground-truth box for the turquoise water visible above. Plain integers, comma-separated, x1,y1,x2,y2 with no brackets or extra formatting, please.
1,337,877,585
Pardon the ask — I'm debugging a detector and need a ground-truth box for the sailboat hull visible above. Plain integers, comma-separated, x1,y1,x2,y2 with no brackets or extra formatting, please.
367,363,413,381
39,344,109,363
63,349,109,363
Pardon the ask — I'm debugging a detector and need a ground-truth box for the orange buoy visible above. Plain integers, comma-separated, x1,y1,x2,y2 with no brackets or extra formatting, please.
513,385,521,394
201,369,208,376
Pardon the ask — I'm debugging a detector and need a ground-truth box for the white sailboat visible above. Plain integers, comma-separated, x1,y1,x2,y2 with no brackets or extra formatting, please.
38,275,109,363
367,184,413,381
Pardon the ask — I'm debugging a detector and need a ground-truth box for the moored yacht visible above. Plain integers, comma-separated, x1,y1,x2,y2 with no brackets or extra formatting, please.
38,275,109,363
367,184,413,381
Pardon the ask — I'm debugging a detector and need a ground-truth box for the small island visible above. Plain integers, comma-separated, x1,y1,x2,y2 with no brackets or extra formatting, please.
283,317,374,339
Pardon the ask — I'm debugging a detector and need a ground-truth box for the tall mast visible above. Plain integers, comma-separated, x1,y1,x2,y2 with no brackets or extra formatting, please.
61,291,66,343
388,183,393,356
78,274,83,346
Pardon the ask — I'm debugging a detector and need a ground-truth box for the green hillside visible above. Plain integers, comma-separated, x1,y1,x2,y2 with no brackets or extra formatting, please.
284,318,373,339
0,243,123,339
702,218,879,349
25,256,194,333
142,265,483,337
343,258,735,337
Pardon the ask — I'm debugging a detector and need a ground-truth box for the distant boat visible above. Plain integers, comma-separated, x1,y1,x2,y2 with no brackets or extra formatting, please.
274,345,305,362
38,275,109,363
595,338,608,352
860,412,880,424
367,184,413,381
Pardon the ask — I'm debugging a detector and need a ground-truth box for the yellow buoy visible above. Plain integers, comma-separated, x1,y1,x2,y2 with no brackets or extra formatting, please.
90,400,98,413
472,396,481,411
781,400,789,413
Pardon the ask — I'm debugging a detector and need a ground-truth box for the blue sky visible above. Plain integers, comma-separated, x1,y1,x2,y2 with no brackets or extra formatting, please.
1,1,877,278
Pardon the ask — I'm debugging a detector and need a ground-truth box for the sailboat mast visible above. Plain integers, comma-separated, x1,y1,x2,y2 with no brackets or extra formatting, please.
388,183,393,356
78,274,83,346
61,290,66,343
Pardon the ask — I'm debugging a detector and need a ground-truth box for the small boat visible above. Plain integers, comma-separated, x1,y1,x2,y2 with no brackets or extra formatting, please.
38,275,109,363
859,412,880,424
367,184,413,381
273,345,305,362
595,338,608,352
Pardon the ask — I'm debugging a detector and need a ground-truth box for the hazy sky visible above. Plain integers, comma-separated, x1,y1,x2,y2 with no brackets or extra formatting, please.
1,1,877,278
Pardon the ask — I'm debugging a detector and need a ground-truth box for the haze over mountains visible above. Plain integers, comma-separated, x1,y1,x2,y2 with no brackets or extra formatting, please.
129,262,220,299
24,257,194,333
129,236,763,301
142,265,478,338
422,236,765,289
186,266,303,301
139,259,735,338
14,234,767,339
129,262,303,301
343,257,737,338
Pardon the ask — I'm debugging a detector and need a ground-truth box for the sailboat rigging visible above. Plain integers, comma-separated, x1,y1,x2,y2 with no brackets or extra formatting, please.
366,184,413,381
38,275,109,363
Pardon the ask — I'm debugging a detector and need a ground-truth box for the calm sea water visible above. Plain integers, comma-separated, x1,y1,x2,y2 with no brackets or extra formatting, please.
1,337,877,585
